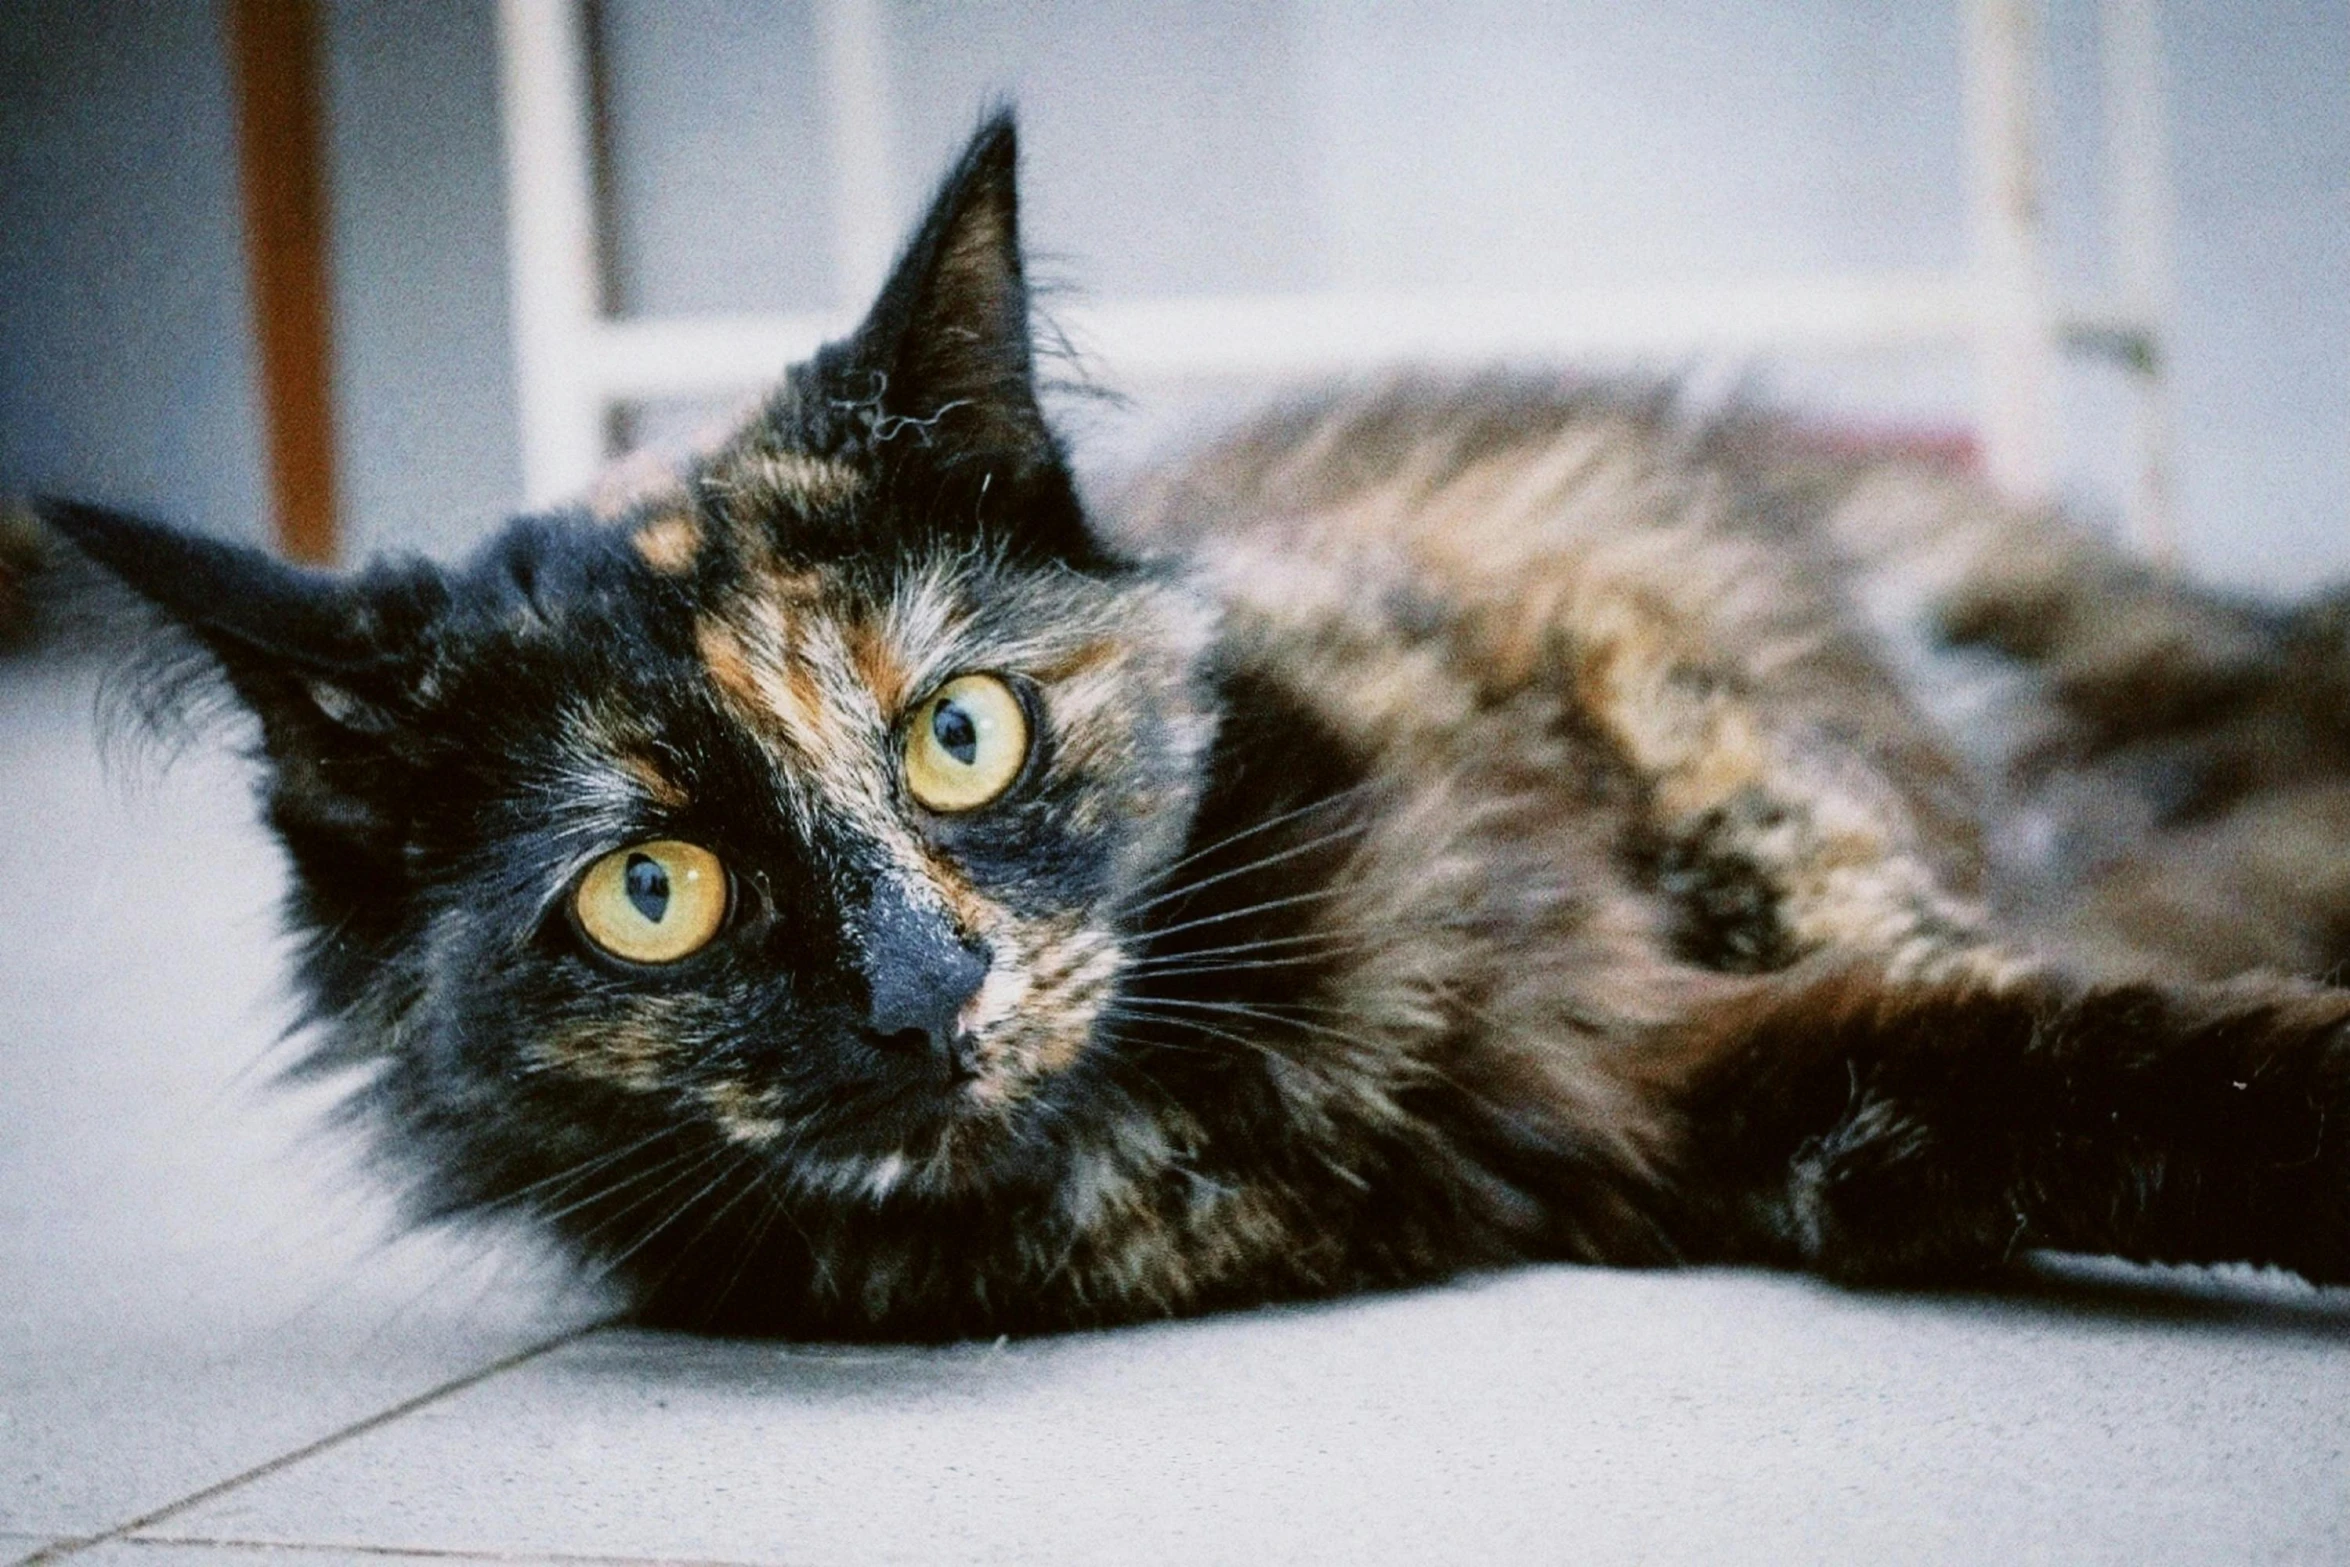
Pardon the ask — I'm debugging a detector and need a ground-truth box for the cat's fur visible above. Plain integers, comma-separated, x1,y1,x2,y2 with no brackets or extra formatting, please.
44,116,2350,1338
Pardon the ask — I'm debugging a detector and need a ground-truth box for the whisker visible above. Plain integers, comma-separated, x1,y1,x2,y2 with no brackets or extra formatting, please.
1118,813,1373,922
1100,1013,1364,1095
1113,993,1356,1027
551,1147,743,1279
1107,998,1399,1076
636,1151,776,1306
525,1141,713,1233
1125,884,1351,946
1133,904,1473,970
1128,926,1367,960
1127,778,1383,901
345,1232,518,1357
308,1128,692,1347
1094,1020,1278,1067
458,1124,686,1225
1134,986,1491,1112
702,1177,795,1321
1110,996,1370,1056
581,1149,760,1286
1124,943,1386,983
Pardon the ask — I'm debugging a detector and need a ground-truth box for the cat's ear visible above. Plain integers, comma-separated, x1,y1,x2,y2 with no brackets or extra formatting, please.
842,110,1054,468
46,501,381,664
40,500,447,842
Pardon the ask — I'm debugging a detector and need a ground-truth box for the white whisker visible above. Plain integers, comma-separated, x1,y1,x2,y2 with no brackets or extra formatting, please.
1126,778,1383,904
1119,813,1373,922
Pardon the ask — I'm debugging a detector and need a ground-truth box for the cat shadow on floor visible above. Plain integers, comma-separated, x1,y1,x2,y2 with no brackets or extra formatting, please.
1852,1254,2350,1345
545,1256,2350,1414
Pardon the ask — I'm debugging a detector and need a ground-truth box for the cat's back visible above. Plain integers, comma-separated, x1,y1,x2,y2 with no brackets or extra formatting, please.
1108,375,2350,983
1108,375,1955,709
1111,377,1993,885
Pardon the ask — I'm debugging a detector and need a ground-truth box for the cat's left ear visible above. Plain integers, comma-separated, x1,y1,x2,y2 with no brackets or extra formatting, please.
38,499,445,755
840,110,1058,473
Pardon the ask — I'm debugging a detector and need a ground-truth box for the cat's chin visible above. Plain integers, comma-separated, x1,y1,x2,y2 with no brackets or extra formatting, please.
782,1128,1018,1205
766,1073,1053,1203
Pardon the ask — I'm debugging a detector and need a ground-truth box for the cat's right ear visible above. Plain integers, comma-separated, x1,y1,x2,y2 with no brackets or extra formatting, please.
839,111,1047,469
39,500,447,846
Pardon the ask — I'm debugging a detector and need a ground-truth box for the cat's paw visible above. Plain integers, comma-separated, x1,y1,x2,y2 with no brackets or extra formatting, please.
1785,1092,2018,1286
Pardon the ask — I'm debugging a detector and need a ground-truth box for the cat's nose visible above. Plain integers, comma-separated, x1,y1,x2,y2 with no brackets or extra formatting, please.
863,941,990,1068
858,887,990,1069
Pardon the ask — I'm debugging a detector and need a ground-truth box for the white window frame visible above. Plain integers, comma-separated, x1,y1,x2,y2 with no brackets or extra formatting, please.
496,0,2175,554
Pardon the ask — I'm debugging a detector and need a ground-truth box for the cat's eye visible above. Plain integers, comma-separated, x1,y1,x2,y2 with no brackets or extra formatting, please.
902,673,1030,813
573,840,729,964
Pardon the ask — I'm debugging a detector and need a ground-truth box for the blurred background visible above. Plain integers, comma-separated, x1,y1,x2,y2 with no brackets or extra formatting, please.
0,0,2342,595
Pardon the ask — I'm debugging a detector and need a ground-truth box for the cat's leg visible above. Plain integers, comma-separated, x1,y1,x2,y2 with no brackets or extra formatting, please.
1655,967,2350,1284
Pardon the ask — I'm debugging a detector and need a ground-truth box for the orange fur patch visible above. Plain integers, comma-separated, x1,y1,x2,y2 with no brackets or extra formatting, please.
1032,638,1125,683
536,1019,671,1092
619,751,689,809
849,618,913,711
695,621,765,714
699,1079,787,1146
632,512,702,575
735,453,862,510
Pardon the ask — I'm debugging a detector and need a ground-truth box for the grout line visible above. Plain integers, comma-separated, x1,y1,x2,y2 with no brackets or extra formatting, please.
12,1322,611,1567
103,1533,790,1566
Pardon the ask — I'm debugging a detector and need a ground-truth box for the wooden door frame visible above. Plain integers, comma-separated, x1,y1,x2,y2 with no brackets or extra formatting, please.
228,0,339,565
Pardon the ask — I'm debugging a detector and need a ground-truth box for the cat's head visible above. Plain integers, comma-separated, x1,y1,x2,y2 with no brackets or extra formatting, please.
49,115,1226,1228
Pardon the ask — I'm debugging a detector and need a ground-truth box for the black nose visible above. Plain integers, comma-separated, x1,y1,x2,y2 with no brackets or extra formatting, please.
859,886,989,1067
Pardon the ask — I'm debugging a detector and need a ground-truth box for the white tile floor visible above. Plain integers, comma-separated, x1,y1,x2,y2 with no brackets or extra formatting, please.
6,651,2349,1567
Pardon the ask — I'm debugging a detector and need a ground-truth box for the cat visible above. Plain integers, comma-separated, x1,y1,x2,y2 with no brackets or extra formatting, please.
41,113,2350,1340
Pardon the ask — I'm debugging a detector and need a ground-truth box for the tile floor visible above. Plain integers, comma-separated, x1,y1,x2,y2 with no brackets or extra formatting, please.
6,651,2349,1567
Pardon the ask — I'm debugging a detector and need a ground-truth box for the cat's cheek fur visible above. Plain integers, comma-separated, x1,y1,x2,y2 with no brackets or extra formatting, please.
962,916,1125,1088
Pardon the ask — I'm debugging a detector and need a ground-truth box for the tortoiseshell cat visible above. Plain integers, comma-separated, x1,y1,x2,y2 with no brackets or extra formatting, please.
46,116,2350,1339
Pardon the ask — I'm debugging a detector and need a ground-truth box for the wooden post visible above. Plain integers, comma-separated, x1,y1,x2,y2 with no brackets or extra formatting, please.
227,0,341,565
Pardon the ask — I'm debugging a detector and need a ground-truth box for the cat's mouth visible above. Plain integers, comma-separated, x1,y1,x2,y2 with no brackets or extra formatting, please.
654,920,1130,1201
767,957,1127,1200
762,1051,1064,1203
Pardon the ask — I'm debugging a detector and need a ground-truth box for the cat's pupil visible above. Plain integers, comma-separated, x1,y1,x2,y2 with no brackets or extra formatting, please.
932,700,979,766
623,853,670,924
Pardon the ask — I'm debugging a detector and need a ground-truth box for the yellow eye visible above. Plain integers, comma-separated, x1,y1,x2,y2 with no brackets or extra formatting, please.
573,840,729,964
903,673,1030,813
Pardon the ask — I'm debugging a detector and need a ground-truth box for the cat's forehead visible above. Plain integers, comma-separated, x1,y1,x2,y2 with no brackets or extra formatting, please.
538,408,1217,865
548,494,1207,830
684,548,1153,779
618,448,866,577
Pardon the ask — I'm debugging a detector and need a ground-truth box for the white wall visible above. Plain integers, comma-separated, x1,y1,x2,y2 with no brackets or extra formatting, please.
2162,0,2348,591
2,0,2342,590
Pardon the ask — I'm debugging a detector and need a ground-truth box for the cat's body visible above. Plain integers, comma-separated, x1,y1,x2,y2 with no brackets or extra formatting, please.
47,117,2350,1339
